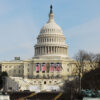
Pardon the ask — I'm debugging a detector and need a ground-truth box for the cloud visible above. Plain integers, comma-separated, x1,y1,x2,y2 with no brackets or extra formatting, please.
66,17,100,37
65,17,100,57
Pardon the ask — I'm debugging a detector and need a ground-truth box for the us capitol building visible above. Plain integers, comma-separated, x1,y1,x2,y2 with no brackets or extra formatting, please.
0,5,74,92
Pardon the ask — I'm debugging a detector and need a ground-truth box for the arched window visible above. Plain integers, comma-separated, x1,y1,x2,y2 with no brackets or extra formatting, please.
44,81,46,84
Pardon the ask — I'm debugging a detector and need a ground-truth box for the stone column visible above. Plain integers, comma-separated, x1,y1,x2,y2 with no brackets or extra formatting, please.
66,48,67,55
42,47,43,55
63,48,65,55
56,47,57,54
60,47,62,54
35,48,36,56
55,47,56,54
64,48,66,55
50,46,52,54
37,47,38,55
61,47,62,54
48,46,49,54
62,47,63,54
52,46,53,54
63,47,65,54
50,46,51,54
57,47,58,54
36,48,37,55
38,47,39,55
46,46,47,54
59,47,60,54
41,47,42,55
55,46,57,54
40,47,41,55
54,46,55,53
39,47,40,55
43,47,44,54
45,46,46,54
46,46,48,54
58,47,59,54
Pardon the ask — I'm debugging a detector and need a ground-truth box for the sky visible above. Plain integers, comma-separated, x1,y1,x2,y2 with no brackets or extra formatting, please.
0,0,100,61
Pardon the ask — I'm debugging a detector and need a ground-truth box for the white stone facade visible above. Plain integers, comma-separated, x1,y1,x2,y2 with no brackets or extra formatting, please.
0,5,75,92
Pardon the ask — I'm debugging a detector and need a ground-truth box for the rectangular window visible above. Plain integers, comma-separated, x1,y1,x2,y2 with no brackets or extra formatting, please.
28,68,29,72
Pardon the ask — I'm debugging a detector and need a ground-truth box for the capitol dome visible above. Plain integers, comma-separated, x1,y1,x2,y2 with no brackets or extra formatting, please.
40,19,64,35
34,5,68,58
40,6,64,36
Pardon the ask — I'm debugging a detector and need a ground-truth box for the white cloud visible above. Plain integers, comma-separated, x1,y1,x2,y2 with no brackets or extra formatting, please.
65,17,100,57
66,17,100,37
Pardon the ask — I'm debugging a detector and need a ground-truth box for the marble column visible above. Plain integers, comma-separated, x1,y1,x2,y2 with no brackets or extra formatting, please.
41,47,42,55
48,46,49,54
39,47,40,55
47,47,48,54
57,47,58,54
52,46,54,54
58,47,59,54
65,48,66,55
54,46,55,53
43,47,44,54
63,48,64,55
37,47,38,55
62,47,63,54
45,46,46,54
35,48,36,56
40,47,41,55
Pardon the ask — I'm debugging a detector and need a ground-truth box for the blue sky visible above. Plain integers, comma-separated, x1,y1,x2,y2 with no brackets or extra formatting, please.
0,0,100,61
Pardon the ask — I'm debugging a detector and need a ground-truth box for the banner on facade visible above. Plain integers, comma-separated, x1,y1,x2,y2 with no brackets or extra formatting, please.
56,63,62,72
36,63,40,72
41,63,46,72
50,63,55,72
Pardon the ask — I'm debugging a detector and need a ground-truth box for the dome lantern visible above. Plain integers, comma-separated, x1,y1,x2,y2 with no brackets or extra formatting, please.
48,5,54,23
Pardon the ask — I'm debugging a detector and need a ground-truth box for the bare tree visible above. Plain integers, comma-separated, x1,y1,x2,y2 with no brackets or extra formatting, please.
95,53,100,67
74,50,89,93
74,50,100,93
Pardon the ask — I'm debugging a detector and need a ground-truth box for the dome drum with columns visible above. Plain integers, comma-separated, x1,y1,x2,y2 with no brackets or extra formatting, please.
34,5,68,58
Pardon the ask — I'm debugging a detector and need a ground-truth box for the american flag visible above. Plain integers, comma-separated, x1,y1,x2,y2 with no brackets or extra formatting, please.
50,63,55,72
36,63,40,72
41,63,46,72
56,63,61,71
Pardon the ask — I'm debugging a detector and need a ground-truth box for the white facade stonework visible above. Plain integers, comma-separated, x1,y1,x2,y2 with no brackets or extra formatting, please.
0,6,74,92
